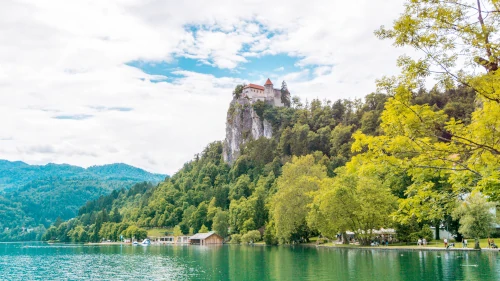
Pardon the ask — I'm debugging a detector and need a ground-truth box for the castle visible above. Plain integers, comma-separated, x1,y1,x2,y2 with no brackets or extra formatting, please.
241,78,284,107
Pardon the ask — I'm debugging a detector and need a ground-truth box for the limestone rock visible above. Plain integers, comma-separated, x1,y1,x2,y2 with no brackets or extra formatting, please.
223,98,272,164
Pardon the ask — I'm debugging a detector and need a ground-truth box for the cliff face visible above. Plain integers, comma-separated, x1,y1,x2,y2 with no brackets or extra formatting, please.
223,98,273,164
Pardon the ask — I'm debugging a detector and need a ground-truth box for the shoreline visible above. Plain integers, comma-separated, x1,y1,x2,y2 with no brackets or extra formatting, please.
10,241,500,253
315,244,500,252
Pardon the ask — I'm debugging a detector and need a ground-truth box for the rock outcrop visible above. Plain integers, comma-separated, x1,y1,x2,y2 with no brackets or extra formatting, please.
223,98,273,164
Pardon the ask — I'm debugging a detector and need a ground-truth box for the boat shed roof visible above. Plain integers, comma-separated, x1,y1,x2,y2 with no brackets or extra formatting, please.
189,232,219,240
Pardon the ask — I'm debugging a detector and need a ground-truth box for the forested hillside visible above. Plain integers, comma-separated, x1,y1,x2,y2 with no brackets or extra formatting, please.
0,162,166,241
46,86,480,244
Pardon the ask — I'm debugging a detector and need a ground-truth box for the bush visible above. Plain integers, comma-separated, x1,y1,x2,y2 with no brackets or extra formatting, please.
264,223,278,245
241,230,261,244
230,234,242,244
121,225,147,240
199,225,209,233
316,238,328,245
409,232,420,243
419,225,433,242
408,225,433,244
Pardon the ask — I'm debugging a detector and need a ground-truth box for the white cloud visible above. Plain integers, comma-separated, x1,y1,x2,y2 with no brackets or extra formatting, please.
0,0,410,174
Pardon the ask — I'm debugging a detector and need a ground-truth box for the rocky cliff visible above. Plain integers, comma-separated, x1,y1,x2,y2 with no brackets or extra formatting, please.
223,98,273,164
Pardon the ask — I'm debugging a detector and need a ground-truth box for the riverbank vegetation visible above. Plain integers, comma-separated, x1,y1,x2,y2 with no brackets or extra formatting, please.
43,0,499,247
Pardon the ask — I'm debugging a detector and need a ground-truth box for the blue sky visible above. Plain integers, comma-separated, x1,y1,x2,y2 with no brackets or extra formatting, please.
127,54,304,84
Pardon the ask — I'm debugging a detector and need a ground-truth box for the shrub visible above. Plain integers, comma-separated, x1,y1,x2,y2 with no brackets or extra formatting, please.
230,234,242,244
264,223,278,245
241,230,261,244
199,225,209,233
419,225,433,242
316,238,328,245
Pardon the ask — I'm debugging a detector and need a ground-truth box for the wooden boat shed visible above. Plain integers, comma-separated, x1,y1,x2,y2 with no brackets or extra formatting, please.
189,232,223,245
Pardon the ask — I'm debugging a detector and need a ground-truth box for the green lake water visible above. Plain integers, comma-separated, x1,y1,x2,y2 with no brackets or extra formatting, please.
1,243,499,281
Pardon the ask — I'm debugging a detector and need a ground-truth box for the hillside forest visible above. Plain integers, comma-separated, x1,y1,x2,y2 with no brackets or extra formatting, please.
0,162,166,241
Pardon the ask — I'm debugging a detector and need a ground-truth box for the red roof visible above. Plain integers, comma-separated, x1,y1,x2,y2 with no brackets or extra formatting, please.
245,83,264,90
264,78,273,85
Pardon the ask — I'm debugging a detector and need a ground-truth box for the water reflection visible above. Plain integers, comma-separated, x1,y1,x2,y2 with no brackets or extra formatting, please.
0,243,499,281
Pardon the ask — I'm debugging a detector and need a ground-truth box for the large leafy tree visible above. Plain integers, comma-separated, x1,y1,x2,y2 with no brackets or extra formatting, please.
270,155,326,243
308,160,397,245
350,0,500,229
373,0,500,190
452,192,497,249
212,210,229,238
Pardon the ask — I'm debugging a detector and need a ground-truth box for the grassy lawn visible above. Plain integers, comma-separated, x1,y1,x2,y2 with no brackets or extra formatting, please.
477,238,499,249
147,228,173,237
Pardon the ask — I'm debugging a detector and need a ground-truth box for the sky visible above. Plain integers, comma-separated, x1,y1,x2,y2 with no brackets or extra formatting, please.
0,0,409,175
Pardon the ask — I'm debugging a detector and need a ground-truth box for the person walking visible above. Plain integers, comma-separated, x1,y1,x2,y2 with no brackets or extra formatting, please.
463,239,467,248
423,238,427,246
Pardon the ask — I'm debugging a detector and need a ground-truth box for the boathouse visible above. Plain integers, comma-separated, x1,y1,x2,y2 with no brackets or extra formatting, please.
189,232,223,245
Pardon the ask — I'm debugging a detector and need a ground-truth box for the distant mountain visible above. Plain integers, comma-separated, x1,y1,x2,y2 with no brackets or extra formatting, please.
86,163,167,182
0,160,166,191
0,160,167,241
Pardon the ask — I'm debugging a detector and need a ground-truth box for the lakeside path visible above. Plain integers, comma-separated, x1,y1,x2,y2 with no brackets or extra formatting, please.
316,244,500,252
83,241,500,252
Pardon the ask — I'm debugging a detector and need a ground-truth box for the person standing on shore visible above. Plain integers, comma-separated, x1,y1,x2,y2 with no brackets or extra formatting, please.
423,238,427,246
444,238,448,248
463,239,467,248
488,238,492,248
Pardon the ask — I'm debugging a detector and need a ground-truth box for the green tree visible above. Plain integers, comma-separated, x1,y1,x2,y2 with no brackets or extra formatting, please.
270,155,326,243
110,207,122,223
199,224,209,233
452,193,497,249
263,221,279,245
241,230,261,244
308,161,397,245
281,81,291,107
122,225,147,240
233,84,245,99
229,175,253,200
173,225,183,237
370,0,500,201
230,234,242,244
212,210,229,238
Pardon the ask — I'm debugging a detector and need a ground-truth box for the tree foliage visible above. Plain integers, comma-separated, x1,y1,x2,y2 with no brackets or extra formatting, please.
270,155,326,243
453,192,497,248
308,161,397,245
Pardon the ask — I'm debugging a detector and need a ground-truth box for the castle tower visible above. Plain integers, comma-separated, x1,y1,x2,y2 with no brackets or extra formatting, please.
264,78,273,100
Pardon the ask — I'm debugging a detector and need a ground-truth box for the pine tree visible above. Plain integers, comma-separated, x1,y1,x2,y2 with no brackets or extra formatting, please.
281,81,291,107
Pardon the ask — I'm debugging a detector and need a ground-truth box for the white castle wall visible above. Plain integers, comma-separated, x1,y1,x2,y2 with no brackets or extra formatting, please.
243,81,284,107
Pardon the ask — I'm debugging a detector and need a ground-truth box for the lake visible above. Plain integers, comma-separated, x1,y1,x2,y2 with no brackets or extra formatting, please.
1,242,499,280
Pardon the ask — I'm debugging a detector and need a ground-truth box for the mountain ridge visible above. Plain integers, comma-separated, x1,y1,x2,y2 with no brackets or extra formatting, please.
0,160,167,191
0,160,168,241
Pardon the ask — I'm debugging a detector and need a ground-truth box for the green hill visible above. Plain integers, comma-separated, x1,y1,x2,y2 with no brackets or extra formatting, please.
0,161,167,241
43,87,480,244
